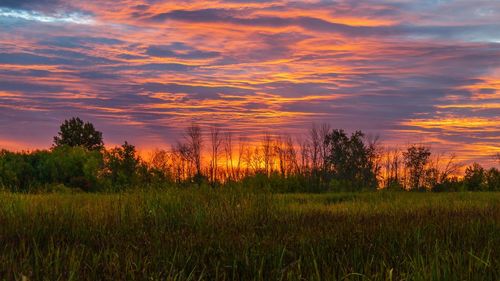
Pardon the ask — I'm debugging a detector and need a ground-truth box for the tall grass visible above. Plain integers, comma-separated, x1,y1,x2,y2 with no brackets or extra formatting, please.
0,189,498,280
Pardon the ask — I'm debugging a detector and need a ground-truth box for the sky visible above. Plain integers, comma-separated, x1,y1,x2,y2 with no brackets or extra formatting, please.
0,0,499,166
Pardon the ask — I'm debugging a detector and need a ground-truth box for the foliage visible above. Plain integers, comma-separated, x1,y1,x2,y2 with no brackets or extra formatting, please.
324,130,378,190
53,117,104,151
463,163,500,191
45,146,103,191
486,167,500,191
0,147,102,192
464,163,487,191
430,177,463,192
103,141,145,189
1,118,499,193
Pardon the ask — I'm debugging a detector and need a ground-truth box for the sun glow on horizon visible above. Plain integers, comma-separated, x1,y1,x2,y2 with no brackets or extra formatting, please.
0,0,499,167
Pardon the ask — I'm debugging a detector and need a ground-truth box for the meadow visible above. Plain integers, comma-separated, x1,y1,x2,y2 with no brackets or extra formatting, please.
0,189,498,281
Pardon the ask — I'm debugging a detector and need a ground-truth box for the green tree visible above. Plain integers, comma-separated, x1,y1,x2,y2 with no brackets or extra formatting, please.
463,163,486,191
324,130,378,190
104,141,142,188
53,117,104,151
0,147,104,192
485,167,500,191
0,150,35,191
45,146,103,191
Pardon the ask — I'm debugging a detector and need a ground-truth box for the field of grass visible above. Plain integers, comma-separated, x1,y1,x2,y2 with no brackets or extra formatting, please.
0,189,498,280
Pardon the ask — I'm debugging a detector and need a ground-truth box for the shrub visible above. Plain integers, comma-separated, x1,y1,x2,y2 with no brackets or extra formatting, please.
485,167,500,191
463,163,486,191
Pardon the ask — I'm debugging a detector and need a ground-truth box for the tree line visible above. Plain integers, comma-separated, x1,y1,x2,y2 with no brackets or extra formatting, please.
0,117,498,192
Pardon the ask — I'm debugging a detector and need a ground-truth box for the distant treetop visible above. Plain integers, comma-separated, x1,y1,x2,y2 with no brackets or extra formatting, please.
53,117,104,151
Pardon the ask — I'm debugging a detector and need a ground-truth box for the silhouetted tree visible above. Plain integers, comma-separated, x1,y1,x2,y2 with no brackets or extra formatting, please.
308,123,331,189
4,120,499,193
285,135,299,176
309,124,321,173
403,145,431,190
223,132,233,181
262,132,273,176
383,148,403,190
172,143,192,183
485,167,500,191
185,123,203,183
209,126,223,186
325,130,378,190
149,149,174,184
53,117,103,151
273,134,298,178
463,163,486,191
236,137,245,179
105,141,141,188
298,139,310,175
319,124,331,174
274,135,286,177
250,147,263,174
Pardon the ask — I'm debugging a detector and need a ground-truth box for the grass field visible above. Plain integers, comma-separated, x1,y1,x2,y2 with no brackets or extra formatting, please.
0,189,498,280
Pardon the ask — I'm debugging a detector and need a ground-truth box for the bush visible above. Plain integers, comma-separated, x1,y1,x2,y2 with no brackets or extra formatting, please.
463,163,486,191
431,177,463,192
47,146,103,191
386,180,405,191
0,147,103,192
486,168,500,191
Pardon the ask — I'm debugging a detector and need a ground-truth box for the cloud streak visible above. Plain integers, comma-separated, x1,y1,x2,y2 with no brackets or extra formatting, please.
0,0,499,166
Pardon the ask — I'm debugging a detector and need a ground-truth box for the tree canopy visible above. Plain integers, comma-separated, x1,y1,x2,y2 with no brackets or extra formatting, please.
325,130,378,190
53,117,104,151
0,118,497,193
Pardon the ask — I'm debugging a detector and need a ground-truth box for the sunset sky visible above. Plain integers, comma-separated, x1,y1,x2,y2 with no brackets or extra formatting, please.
0,0,499,166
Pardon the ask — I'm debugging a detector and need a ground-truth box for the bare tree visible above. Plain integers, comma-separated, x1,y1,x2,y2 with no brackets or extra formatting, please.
262,132,273,176
251,147,263,174
438,154,461,183
299,138,310,175
309,124,320,172
185,123,203,181
318,123,331,188
242,143,253,177
285,135,299,176
403,144,431,190
367,134,382,186
418,152,461,190
319,123,331,173
235,136,245,179
274,135,286,176
209,126,223,185
223,132,234,181
172,142,192,182
272,134,299,178
150,149,172,180
391,148,401,186
383,147,403,189
222,132,246,181
307,123,331,189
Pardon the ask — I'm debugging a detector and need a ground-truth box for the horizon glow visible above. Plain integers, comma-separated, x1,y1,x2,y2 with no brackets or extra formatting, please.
0,0,498,167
